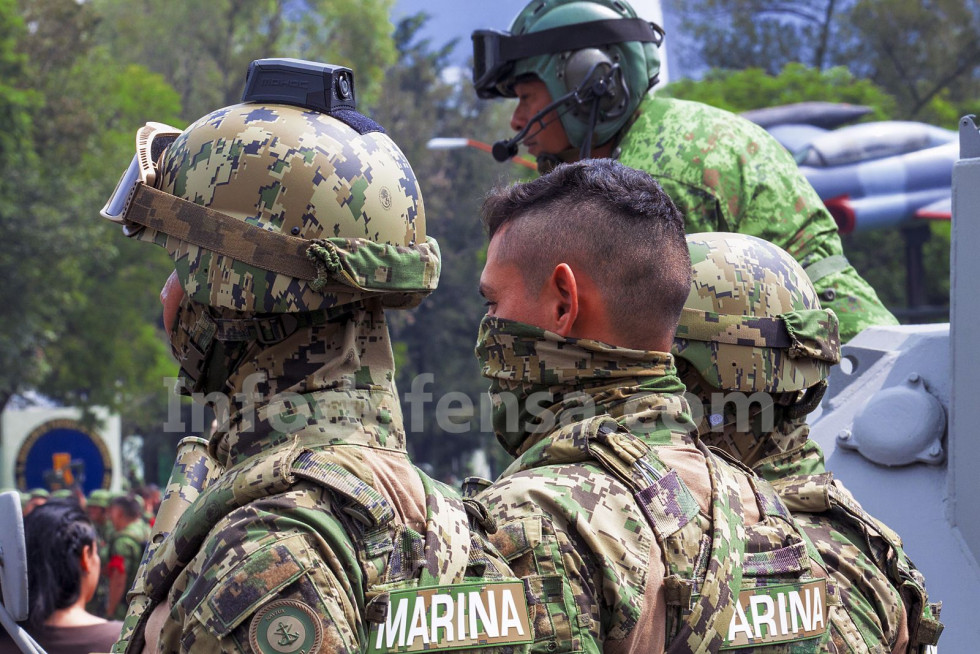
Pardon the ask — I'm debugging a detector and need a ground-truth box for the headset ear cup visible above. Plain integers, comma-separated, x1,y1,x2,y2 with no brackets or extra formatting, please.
561,48,629,121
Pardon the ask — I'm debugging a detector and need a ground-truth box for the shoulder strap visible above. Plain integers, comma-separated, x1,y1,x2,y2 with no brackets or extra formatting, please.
118,442,398,653
664,441,747,654
772,472,944,650
542,415,748,653
414,470,472,586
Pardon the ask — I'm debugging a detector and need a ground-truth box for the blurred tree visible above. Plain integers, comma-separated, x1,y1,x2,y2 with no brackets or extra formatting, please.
0,0,183,426
372,13,522,479
842,0,980,120
662,63,898,117
667,0,980,120
0,0,53,411
91,0,397,121
666,0,847,73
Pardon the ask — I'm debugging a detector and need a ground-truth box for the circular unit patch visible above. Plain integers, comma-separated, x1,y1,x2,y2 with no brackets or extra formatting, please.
249,600,322,654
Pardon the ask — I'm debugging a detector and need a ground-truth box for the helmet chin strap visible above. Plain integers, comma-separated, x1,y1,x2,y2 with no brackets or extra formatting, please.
493,62,623,164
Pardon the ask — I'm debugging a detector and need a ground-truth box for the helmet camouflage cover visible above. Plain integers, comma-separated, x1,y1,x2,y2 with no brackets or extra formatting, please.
672,232,841,394
130,103,440,314
504,0,660,148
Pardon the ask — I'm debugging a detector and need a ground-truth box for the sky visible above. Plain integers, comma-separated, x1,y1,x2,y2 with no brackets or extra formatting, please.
389,0,689,82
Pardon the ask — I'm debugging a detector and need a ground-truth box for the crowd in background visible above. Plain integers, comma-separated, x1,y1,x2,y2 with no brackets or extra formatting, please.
0,485,161,654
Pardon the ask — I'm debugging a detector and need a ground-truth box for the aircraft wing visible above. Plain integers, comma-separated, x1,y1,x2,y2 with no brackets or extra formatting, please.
914,196,952,221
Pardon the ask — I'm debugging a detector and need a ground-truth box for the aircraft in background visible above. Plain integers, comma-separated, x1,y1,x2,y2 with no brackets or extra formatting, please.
742,102,956,234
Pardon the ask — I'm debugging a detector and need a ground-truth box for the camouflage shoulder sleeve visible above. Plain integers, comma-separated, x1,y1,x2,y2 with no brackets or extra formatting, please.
479,463,655,654
111,532,144,564
618,95,897,341
792,510,907,653
619,95,841,257
161,487,361,653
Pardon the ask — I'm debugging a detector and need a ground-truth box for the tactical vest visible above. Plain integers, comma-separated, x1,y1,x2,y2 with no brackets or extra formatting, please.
772,471,943,653
469,416,840,653
113,441,532,653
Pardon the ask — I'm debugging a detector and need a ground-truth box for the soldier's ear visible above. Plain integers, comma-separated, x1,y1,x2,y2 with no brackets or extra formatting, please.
550,263,579,337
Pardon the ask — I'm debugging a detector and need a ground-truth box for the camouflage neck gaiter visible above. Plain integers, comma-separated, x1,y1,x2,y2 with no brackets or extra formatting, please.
474,315,685,457
202,300,404,467
676,358,812,469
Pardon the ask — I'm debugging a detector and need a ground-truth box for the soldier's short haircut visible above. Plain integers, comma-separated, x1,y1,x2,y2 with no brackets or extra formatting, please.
482,159,690,346
109,495,143,520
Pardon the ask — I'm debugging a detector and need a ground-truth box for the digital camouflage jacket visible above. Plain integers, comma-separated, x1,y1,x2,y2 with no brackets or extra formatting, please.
473,319,852,653
113,304,531,654
617,95,898,341
750,421,942,653
109,519,152,621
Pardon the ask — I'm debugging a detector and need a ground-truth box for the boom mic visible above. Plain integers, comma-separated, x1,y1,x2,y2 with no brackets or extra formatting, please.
492,138,520,162
488,62,623,164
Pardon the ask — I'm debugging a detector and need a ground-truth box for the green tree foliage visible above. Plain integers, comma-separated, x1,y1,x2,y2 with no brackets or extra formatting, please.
668,0,980,121
662,63,898,118
842,0,980,120
90,0,397,121
0,0,44,410
0,0,183,424
373,14,522,479
668,0,846,73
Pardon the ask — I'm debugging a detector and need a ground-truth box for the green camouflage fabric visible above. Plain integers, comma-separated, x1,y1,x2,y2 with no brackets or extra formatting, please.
474,315,686,457
128,103,438,315
110,518,152,620
88,488,113,508
114,303,529,653
753,422,941,653
85,489,115,616
672,233,943,651
673,232,841,395
474,317,839,653
617,95,898,342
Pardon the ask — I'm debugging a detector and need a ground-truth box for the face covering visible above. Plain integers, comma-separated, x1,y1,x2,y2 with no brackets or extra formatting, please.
475,315,683,456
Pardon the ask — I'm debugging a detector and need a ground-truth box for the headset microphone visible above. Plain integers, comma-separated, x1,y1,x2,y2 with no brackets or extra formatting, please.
490,85,581,162
492,136,521,162
489,61,624,163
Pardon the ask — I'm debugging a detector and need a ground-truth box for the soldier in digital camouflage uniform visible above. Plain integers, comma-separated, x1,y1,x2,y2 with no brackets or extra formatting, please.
85,488,114,617
673,232,943,653
471,0,896,341
106,495,152,620
101,59,532,653
472,159,848,653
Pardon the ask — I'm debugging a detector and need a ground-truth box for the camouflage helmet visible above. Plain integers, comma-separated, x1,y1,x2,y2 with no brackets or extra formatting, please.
102,60,441,393
87,488,112,509
672,233,841,394
127,102,439,314
474,0,662,149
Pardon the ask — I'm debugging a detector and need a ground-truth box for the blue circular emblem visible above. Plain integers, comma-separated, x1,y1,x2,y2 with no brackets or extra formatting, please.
15,419,112,493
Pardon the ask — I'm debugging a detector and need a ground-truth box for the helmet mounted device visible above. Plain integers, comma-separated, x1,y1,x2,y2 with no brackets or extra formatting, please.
101,59,367,226
240,58,356,114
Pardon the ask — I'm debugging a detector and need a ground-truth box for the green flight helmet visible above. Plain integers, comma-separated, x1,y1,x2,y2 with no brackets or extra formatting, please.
672,233,842,395
506,0,660,149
